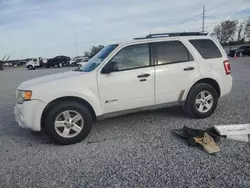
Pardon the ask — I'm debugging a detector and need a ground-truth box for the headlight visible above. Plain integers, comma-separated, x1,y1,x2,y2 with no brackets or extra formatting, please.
16,90,32,104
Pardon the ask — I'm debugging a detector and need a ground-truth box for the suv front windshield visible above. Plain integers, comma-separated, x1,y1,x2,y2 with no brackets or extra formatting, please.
80,44,118,72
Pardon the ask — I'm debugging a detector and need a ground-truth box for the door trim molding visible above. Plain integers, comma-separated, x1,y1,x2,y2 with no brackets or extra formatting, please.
97,100,184,121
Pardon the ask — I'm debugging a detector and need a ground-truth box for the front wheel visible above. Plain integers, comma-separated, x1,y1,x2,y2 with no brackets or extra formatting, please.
27,65,34,70
44,101,92,145
183,83,218,119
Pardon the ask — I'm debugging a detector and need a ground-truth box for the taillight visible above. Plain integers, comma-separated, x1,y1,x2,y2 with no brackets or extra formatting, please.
223,60,231,75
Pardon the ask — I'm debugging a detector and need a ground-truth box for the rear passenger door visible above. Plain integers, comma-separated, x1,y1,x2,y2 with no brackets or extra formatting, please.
153,40,200,104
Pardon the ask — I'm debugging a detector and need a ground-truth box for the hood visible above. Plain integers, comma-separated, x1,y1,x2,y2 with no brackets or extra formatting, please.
18,70,83,90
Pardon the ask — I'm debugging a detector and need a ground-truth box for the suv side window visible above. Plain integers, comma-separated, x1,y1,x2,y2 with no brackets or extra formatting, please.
189,39,222,59
110,44,150,71
153,41,194,65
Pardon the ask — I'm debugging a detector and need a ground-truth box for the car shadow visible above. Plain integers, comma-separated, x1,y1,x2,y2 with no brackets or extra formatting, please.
85,106,190,143
98,106,188,123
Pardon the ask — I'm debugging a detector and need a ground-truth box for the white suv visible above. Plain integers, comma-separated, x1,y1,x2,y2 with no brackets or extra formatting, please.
14,32,232,145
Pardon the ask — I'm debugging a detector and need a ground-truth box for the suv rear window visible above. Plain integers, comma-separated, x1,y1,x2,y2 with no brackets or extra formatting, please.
189,39,222,59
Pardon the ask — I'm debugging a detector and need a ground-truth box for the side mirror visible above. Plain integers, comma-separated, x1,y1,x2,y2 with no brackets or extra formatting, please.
102,61,118,74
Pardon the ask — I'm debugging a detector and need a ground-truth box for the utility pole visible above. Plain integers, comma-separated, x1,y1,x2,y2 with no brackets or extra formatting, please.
202,5,206,33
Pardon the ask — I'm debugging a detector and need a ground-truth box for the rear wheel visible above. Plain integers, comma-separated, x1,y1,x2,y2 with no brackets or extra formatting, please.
184,83,218,119
44,101,92,145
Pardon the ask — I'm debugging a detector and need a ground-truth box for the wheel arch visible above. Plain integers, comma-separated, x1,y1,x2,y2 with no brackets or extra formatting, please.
184,78,221,100
27,64,34,69
41,96,97,130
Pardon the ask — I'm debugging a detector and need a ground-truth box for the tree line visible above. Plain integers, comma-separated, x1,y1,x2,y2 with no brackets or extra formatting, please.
213,18,250,46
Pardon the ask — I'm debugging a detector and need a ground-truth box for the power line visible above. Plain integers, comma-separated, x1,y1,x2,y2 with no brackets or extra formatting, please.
203,14,250,30
206,0,250,17
206,10,250,22
206,0,235,12
178,6,206,32
217,15,249,20
176,0,249,31
179,13,202,25
178,0,239,26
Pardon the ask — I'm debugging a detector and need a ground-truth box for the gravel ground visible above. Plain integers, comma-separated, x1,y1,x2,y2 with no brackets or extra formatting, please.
0,60,250,188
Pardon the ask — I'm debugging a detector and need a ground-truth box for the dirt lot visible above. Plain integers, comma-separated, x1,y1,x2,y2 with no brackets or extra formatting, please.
0,59,249,188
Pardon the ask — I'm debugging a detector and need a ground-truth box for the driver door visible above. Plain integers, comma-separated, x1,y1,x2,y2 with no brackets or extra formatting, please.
98,43,155,114
33,58,39,66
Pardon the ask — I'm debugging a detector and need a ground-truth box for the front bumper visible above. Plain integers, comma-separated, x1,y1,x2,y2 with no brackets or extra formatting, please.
14,100,47,131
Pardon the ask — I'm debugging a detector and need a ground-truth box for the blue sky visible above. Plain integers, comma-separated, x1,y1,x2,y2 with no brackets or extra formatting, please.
0,0,250,59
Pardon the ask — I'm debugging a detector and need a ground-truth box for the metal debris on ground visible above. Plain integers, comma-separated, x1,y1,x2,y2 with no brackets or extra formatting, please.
172,124,250,154
214,124,250,142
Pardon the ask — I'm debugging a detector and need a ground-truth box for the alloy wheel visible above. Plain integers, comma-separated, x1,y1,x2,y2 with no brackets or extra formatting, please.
195,91,213,113
54,110,84,138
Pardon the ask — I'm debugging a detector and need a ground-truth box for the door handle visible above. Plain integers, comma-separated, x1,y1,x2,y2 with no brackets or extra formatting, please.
140,79,147,82
183,67,195,71
137,73,150,78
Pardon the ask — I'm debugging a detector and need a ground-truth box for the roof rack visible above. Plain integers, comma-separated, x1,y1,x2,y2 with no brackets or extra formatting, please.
134,32,208,40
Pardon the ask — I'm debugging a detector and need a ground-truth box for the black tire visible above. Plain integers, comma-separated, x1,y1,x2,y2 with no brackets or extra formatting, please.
27,65,33,70
44,101,92,145
183,83,218,119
